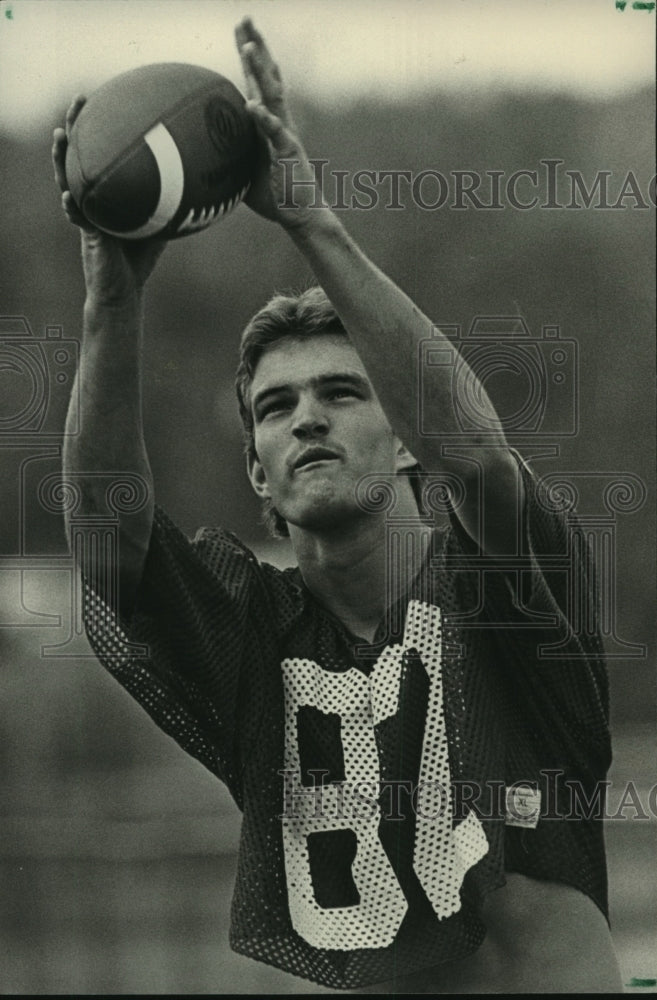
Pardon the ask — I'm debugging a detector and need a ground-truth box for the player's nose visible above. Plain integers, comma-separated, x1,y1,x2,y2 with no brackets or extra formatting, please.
291,393,329,438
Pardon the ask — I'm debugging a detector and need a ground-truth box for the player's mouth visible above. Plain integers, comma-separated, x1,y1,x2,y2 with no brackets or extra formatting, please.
292,447,342,472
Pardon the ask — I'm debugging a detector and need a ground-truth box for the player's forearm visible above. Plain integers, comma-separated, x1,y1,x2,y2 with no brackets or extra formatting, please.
286,211,525,554
286,211,507,471
63,294,154,608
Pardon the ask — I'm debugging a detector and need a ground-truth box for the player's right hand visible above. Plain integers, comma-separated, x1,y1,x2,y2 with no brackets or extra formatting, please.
52,98,166,309
235,18,331,231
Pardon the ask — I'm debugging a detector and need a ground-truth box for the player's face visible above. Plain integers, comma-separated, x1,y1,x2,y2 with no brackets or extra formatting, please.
248,335,416,532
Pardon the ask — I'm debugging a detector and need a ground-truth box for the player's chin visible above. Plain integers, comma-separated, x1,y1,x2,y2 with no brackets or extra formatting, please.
283,485,362,532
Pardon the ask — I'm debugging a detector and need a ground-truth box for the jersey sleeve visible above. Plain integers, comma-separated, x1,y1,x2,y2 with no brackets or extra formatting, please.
446,450,610,773
82,504,271,805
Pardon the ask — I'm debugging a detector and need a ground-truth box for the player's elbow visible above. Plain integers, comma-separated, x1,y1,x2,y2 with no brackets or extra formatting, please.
447,447,525,556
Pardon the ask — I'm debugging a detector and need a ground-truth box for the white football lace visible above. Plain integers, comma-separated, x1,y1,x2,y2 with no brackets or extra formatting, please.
177,181,251,234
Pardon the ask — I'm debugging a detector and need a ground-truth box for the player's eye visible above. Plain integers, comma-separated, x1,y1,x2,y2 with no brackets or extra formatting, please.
259,397,292,419
327,386,360,401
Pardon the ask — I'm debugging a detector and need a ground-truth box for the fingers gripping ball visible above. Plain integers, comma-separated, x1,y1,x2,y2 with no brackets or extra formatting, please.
65,63,261,240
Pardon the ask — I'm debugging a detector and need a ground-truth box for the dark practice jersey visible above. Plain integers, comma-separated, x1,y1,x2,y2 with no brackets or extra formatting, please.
82,455,612,990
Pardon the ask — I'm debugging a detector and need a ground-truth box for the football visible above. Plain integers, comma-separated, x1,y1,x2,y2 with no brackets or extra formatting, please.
65,63,261,240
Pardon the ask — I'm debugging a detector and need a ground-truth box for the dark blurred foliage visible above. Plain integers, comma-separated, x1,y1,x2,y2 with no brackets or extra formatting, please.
0,85,654,735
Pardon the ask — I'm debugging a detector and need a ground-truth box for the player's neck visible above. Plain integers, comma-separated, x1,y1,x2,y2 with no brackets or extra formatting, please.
289,492,429,643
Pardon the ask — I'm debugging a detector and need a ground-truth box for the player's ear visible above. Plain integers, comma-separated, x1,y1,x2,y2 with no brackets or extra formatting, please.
247,453,271,499
394,439,418,473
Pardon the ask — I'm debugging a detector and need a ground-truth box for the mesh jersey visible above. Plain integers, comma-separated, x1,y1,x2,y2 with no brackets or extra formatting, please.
82,455,611,990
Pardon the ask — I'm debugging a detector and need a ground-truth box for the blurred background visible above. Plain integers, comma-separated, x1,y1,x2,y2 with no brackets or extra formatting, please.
1,0,655,993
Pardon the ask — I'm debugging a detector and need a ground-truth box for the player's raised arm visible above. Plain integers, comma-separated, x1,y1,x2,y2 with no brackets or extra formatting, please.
52,100,165,613
235,17,523,555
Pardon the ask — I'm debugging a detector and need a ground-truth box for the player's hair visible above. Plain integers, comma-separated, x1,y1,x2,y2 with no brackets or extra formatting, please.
235,286,422,537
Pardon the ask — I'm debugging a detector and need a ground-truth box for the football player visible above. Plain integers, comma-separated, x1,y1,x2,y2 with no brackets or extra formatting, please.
52,17,623,994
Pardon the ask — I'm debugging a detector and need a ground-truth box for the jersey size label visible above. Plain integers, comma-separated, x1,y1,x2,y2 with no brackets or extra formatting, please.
280,600,489,952
505,785,541,828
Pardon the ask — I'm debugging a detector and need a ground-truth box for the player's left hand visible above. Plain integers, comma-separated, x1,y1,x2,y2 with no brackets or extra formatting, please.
52,98,167,309
235,17,328,229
